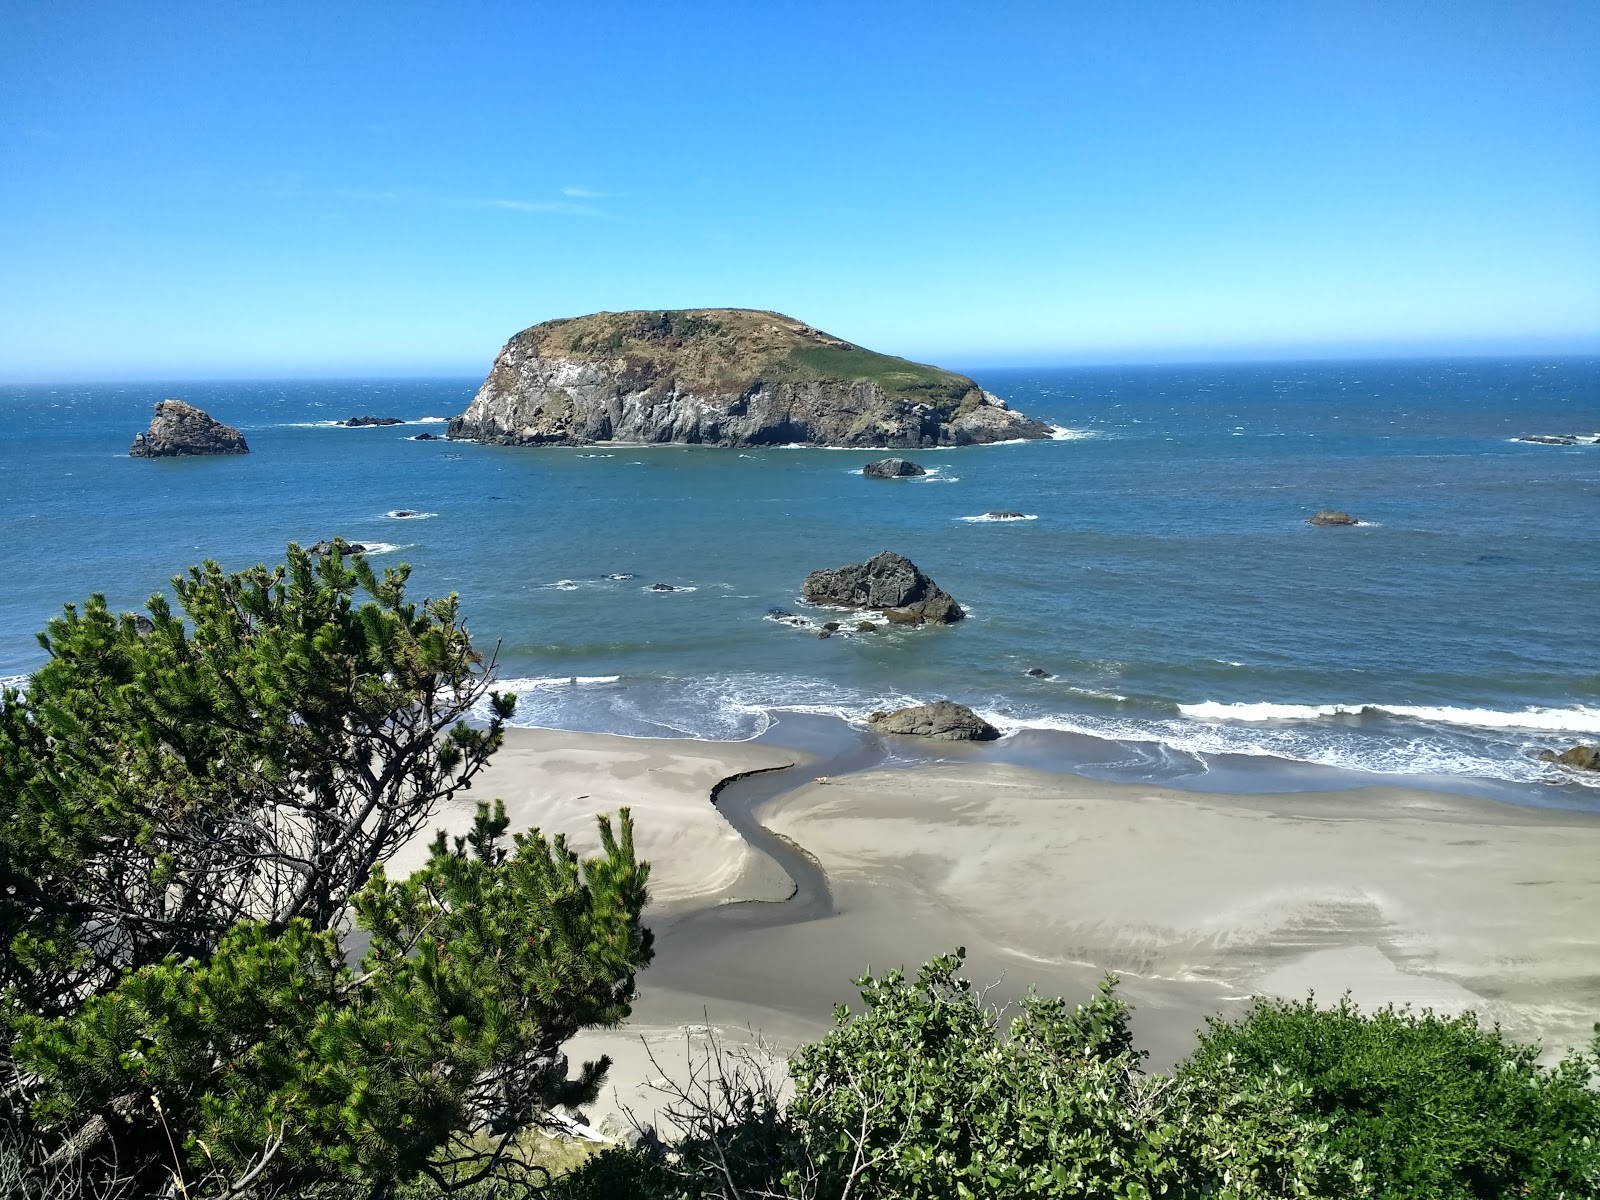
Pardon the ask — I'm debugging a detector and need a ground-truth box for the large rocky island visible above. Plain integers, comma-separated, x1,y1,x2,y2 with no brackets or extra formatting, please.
447,309,1052,448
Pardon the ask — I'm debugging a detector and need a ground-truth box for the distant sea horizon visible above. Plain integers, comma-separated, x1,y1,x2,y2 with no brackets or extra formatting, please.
3,354,1597,807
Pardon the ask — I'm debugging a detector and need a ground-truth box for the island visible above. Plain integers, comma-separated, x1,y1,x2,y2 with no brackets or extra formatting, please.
129,400,249,457
446,309,1052,448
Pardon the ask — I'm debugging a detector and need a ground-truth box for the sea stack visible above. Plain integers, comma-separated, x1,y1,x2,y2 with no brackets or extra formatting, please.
448,309,1052,448
802,550,963,624
1308,510,1360,526
129,400,249,457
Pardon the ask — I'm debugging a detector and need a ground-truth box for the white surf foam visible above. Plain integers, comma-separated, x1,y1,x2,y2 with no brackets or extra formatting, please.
1178,701,1600,735
413,416,449,424
959,513,1038,522
357,542,403,555
385,510,438,520
1049,425,1098,440
643,584,697,593
499,675,622,690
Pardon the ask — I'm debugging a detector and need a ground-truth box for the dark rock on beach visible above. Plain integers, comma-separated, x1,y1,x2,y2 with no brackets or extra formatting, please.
1308,510,1360,526
863,458,927,478
447,309,1052,448
308,537,367,556
343,416,405,427
1538,745,1600,772
868,701,1000,742
801,551,963,625
129,400,249,458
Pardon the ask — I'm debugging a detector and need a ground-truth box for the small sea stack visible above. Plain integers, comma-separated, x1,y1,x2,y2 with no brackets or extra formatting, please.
863,458,927,478
129,400,249,457
1308,510,1360,526
801,550,963,625
343,415,405,427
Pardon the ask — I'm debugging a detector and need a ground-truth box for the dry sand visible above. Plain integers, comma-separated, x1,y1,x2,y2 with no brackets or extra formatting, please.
422,728,1600,1126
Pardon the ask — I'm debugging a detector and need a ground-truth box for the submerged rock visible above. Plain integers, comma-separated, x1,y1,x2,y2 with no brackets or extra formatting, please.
1025,667,1051,678
1538,745,1600,772
447,309,1052,448
801,551,963,624
1516,433,1600,446
343,415,404,427
129,400,249,458
863,458,927,478
412,432,440,441
1308,510,1360,526
650,583,680,592
984,511,1027,520
868,701,999,742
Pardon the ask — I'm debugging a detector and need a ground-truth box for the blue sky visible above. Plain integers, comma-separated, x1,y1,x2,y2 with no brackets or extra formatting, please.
1,1,1597,379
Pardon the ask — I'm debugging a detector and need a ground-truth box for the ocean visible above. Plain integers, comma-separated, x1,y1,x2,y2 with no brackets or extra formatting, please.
3,357,1597,806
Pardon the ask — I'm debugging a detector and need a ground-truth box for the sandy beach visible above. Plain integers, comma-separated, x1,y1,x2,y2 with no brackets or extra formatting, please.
425,726,1600,1125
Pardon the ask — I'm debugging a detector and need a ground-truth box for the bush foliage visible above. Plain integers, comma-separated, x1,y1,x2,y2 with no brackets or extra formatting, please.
559,952,1600,1200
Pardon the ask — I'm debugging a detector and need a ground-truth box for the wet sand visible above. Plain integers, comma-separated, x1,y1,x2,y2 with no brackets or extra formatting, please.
424,726,1600,1125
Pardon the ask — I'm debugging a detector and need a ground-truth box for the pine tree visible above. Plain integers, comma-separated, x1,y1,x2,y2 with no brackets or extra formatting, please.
1,545,654,1196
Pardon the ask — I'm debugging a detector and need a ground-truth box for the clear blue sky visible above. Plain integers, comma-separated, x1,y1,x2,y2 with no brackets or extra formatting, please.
2,1,1597,379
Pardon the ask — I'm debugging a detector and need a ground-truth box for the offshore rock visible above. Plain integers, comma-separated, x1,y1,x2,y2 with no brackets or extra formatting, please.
1538,745,1600,772
868,701,1000,741
1308,510,1360,526
129,400,249,457
448,309,1052,448
863,457,927,478
801,551,963,624
343,415,405,426
308,537,367,556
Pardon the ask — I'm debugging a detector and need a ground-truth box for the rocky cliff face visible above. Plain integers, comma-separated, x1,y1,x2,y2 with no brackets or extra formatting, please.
129,401,249,457
448,309,1052,448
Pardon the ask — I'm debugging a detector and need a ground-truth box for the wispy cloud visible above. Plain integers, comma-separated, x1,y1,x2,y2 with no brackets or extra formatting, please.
303,184,605,217
486,197,601,216
560,185,618,200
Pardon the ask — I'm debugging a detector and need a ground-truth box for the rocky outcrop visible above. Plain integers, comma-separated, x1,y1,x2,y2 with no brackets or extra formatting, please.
129,401,249,458
801,551,963,624
1308,510,1359,526
343,416,404,427
412,432,440,440
1538,745,1600,772
863,458,927,478
984,511,1027,520
448,309,1052,449
868,701,999,741
1516,433,1600,446
308,537,367,556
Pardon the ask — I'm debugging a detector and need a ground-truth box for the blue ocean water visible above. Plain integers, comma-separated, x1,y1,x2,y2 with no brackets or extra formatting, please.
3,358,1597,803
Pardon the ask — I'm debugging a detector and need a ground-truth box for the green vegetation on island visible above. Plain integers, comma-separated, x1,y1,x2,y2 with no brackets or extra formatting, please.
2,546,1597,1198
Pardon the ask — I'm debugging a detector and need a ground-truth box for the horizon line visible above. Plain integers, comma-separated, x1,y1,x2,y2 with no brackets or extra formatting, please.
4,346,1598,388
